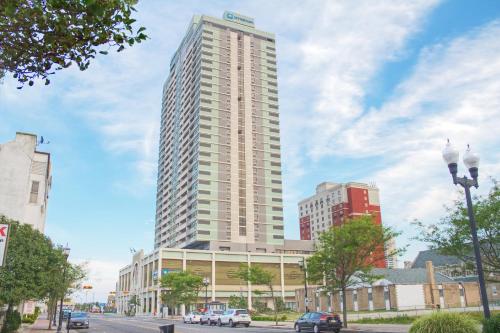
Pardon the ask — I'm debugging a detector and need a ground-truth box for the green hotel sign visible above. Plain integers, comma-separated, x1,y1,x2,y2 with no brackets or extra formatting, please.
223,11,255,28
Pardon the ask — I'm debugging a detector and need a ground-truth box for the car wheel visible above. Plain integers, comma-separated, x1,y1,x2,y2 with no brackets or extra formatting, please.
217,319,222,326
245,323,250,327
294,323,301,332
313,324,320,333
229,319,234,327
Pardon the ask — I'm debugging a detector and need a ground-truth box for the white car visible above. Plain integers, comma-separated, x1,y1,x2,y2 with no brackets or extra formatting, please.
183,311,202,324
200,309,224,325
218,309,251,327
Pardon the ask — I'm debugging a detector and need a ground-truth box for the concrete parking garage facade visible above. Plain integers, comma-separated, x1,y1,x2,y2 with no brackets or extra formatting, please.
116,248,308,316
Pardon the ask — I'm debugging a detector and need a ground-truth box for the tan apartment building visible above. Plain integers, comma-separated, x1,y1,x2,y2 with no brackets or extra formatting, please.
155,11,284,251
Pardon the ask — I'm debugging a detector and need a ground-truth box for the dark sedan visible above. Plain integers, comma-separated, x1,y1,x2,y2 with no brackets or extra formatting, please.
294,312,342,333
67,312,90,329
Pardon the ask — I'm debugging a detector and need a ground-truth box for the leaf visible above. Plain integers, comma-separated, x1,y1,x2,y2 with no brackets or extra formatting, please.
99,50,108,55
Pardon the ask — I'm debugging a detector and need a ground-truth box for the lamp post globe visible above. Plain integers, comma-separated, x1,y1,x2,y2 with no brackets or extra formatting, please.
463,145,480,183
442,140,460,183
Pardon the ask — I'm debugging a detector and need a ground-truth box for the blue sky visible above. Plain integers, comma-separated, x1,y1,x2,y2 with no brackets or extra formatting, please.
1,0,500,301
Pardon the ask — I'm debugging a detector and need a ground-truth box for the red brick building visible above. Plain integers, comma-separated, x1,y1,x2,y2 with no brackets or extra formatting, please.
298,182,387,268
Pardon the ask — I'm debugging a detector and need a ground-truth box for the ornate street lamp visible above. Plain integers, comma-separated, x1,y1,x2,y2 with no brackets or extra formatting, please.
57,246,71,332
202,277,210,311
298,258,309,312
442,140,490,318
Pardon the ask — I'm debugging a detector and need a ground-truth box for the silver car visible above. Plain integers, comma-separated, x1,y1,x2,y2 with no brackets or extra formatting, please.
67,312,89,329
200,309,224,325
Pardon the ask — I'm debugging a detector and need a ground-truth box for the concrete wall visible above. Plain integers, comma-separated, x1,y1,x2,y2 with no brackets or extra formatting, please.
395,284,426,310
0,133,50,232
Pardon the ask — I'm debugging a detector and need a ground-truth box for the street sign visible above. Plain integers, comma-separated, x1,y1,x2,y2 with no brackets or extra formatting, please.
0,224,9,267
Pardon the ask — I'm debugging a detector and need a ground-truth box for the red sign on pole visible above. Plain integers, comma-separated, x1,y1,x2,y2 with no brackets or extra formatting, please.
0,224,9,267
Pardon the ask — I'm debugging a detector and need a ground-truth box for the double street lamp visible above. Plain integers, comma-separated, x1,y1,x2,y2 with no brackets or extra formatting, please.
298,258,309,313
202,277,210,311
57,246,71,333
442,140,490,319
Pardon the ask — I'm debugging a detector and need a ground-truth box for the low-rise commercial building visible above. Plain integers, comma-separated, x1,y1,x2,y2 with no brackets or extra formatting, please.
116,247,310,316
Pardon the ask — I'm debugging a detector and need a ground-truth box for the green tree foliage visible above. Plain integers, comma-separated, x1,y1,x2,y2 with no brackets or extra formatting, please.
0,0,147,87
306,216,403,328
1,308,21,333
160,271,203,314
237,264,279,325
409,312,479,333
415,181,499,281
0,215,87,330
228,295,248,309
0,216,54,306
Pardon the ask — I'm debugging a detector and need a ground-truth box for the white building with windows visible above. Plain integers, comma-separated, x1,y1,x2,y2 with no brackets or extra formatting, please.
0,132,51,232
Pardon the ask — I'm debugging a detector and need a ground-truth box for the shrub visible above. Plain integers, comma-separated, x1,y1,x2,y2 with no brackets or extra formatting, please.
1,309,21,333
409,312,479,333
22,313,38,324
483,313,500,333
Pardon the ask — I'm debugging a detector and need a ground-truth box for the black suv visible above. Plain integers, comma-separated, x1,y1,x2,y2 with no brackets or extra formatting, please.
294,312,342,333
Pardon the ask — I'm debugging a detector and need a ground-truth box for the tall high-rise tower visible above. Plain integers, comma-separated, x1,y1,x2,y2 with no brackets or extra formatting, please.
154,12,284,251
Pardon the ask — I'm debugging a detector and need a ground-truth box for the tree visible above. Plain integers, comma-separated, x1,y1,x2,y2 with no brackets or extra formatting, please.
228,295,247,309
0,0,147,87
44,252,86,329
126,295,140,316
160,271,203,314
414,181,499,281
0,216,53,308
0,215,86,330
306,216,402,328
238,264,279,325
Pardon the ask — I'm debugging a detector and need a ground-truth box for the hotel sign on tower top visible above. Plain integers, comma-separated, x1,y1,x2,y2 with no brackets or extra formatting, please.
223,11,255,28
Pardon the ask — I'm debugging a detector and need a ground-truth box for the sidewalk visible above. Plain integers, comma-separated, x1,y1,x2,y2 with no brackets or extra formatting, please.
250,321,410,332
21,318,54,332
21,318,79,333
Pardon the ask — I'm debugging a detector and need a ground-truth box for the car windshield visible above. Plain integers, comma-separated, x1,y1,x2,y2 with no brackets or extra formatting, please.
71,313,87,318
235,310,248,315
213,311,224,314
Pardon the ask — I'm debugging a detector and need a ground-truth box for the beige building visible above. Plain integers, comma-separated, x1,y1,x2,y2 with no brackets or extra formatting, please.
155,11,284,251
0,132,51,232
116,247,310,316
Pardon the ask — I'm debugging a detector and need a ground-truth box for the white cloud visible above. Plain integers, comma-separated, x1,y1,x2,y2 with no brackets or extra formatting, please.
301,19,500,262
71,258,127,303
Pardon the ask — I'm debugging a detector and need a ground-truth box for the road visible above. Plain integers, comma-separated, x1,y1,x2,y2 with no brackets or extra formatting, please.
67,314,406,333
76,314,297,333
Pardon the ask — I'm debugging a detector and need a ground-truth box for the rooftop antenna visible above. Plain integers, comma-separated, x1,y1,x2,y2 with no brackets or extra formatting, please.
37,136,50,146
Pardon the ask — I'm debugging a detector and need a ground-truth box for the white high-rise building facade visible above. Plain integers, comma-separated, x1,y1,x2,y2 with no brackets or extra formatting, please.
154,12,284,250
0,132,51,232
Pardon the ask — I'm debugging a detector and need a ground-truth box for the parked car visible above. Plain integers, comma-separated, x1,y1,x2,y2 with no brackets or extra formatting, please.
183,311,203,324
67,312,90,329
200,309,224,325
218,309,251,327
294,312,342,333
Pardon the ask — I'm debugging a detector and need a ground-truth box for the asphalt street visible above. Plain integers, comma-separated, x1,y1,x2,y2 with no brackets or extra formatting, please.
75,314,297,333
74,314,400,333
